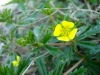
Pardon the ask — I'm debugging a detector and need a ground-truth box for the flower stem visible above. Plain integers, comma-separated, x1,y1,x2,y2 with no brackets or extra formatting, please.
64,58,84,75
22,52,49,75
47,43,70,46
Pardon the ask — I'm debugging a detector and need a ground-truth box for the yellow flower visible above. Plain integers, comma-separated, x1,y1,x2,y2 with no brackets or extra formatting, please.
12,56,20,67
53,21,78,41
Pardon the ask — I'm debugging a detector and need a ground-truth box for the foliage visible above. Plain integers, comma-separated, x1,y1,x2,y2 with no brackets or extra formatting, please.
0,0,100,75
69,66,86,75
0,9,13,23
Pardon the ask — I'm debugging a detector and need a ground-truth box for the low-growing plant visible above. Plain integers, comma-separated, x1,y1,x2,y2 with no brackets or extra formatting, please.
0,0,100,75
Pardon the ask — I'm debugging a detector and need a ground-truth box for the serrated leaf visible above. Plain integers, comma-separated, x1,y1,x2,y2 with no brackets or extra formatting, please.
46,3,51,8
60,47,73,65
55,59,66,75
85,58,100,75
31,47,41,53
45,45,62,56
77,26,100,40
77,41,97,49
77,26,89,36
17,30,36,46
27,30,36,44
36,57,48,75
0,9,13,23
40,30,52,44
69,66,86,75
19,58,31,75
33,26,44,41
0,64,15,75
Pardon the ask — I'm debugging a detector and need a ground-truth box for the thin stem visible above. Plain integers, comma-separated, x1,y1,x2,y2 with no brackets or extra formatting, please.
64,58,84,75
47,43,70,46
70,0,78,9
15,10,58,27
94,39,100,42
22,52,49,75
33,52,49,60
22,60,34,75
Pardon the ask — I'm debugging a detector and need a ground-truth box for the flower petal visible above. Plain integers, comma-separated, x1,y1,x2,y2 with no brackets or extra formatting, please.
12,61,18,67
17,56,20,63
69,28,78,39
57,35,70,41
53,24,63,36
62,21,74,28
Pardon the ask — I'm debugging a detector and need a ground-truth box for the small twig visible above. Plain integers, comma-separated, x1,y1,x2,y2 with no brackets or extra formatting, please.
84,0,91,10
70,0,78,9
94,39,100,42
47,43,70,46
16,10,58,27
22,59,34,75
96,5,100,11
58,10,79,21
84,0,93,19
22,52,49,75
64,58,84,75
77,9,100,15
33,52,49,60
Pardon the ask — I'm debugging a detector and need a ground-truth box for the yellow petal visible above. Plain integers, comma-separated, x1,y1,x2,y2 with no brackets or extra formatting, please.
53,24,63,36
57,35,70,41
61,21,74,29
16,56,20,63
69,28,78,40
12,61,18,67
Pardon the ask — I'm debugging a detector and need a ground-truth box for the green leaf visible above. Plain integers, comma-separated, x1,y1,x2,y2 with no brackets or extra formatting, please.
48,71,56,75
42,3,53,15
42,8,54,15
19,58,31,75
17,38,27,46
77,26,100,40
69,66,86,75
0,64,15,75
46,3,51,8
27,30,36,44
33,26,44,41
77,26,89,36
40,30,52,44
0,9,13,23
85,58,100,75
45,45,62,56
10,26,18,41
11,0,25,3
18,2,26,10
31,47,41,53
36,57,48,75
55,59,66,75
64,12,70,21
88,0,97,5
17,30,36,46
77,41,98,49
60,47,73,65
